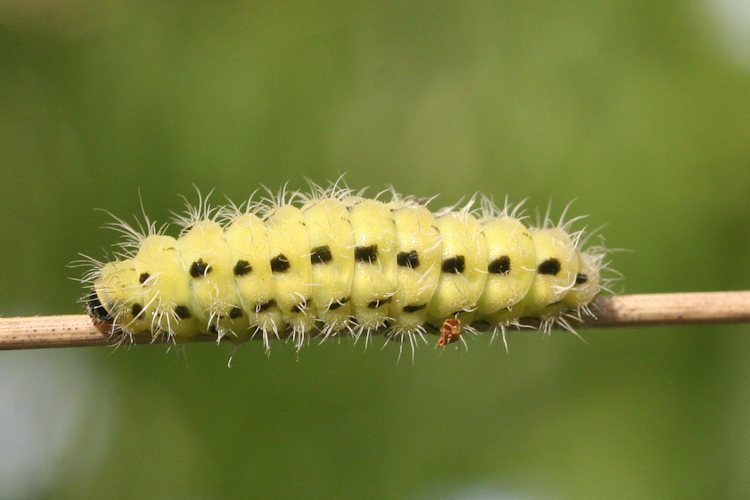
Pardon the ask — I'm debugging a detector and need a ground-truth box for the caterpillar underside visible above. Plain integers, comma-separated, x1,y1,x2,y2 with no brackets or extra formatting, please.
84,184,608,352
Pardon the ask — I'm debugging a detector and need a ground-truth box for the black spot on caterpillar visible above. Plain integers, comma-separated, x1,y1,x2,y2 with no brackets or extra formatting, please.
403,303,427,313
270,254,290,273
488,256,511,275
82,181,610,354
256,300,276,313
174,305,191,320
354,245,378,264
537,258,561,276
310,245,333,264
397,250,420,269
327,297,348,311
130,303,143,319
189,259,211,278
233,260,252,276
441,255,465,274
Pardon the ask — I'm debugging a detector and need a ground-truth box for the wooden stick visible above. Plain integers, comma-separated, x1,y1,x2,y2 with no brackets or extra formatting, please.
2,291,750,351
586,291,750,327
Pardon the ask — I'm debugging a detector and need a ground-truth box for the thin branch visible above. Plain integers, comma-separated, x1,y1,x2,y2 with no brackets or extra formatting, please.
2,291,750,351
585,291,750,327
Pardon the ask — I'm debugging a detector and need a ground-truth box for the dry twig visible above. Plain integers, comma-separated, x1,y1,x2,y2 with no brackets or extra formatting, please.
1,291,749,351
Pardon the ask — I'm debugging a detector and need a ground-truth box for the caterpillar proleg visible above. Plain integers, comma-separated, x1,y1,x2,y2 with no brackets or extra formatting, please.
82,181,611,353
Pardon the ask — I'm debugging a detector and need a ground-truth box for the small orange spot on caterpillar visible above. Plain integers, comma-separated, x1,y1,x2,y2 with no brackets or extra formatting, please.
437,318,461,347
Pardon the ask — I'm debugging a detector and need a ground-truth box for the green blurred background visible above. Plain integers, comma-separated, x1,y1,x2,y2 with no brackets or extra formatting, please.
2,1,750,498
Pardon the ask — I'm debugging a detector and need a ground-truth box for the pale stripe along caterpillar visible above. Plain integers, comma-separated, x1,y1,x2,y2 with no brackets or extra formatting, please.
82,181,610,353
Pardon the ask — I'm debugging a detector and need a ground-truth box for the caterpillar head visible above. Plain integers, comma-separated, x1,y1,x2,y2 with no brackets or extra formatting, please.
89,261,151,335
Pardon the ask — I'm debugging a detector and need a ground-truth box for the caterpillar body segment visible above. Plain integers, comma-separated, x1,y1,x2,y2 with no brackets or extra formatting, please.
178,220,240,338
476,217,536,317
388,204,442,334
222,213,278,341
301,197,354,338
264,205,314,347
518,227,580,318
86,184,609,351
134,235,201,339
349,198,398,334
427,210,488,324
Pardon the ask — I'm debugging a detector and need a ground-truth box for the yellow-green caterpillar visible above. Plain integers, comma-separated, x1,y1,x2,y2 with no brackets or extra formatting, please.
83,182,609,352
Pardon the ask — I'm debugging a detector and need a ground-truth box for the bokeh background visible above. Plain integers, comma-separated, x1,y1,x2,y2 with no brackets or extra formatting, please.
2,1,750,498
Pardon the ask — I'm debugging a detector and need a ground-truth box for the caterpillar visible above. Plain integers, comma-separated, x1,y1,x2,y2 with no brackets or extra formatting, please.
82,181,610,354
